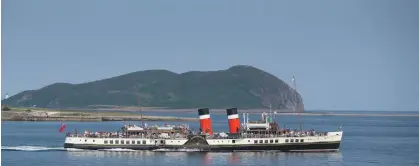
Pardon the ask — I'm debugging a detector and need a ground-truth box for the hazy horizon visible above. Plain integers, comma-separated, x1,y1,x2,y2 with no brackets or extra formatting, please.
2,0,418,111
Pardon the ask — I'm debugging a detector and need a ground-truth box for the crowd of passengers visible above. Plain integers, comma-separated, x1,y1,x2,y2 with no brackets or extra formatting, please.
66,125,326,139
206,129,326,139
66,123,190,138
124,124,190,130
66,130,191,138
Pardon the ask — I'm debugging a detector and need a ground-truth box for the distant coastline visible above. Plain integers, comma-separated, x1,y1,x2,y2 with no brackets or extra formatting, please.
2,107,418,122
76,107,419,117
1,107,198,122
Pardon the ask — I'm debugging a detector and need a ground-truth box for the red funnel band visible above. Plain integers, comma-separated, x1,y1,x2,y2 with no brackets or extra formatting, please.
199,115,213,134
200,119,213,134
228,114,240,133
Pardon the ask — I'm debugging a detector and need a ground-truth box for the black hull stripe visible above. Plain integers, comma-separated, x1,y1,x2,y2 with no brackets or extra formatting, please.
64,142,340,152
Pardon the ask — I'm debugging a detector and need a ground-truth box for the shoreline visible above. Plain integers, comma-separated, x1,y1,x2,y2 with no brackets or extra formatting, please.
1,108,198,122
2,107,418,122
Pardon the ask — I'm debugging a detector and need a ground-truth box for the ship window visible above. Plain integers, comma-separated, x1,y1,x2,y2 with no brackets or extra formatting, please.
143,140,146,144
115,140,119,144
275,139,278,143
301,139,304,143
137,140,141,144
93,140,95,142
126,140,130,144
110,140,113,144
254,140,258,144
270,140,273,143
121,140,124,144
132,140,135,144
259,140,263,143
85,139,87,142
161,140,164,144
296,139,299,143
285,139,289,143
290,139,294,143
104,140,108,144
232,140,236,143
264,140,268,143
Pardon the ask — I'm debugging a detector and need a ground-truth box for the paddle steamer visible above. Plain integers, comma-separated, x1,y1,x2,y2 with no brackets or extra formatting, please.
63,108,342,152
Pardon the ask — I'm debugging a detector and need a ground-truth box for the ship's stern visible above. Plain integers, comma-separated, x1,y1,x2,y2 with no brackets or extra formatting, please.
63,136,79,149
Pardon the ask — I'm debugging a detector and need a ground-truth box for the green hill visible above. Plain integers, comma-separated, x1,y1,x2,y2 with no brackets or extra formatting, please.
2,65,304,111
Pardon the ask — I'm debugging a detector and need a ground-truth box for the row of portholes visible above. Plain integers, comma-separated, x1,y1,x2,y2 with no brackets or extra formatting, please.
103,140,148,145
251,139,305,144
285,139,304,143
209,140,231,143
253,139,278,144
81,139,97,143
82,139,183,145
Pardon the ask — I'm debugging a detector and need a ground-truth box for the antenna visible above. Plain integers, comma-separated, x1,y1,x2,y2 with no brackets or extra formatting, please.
137,83,144,127
292,74,302,131
269,103,272,116
139,96,143,127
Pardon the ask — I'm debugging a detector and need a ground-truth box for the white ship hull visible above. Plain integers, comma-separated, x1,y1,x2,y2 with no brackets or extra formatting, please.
64,131,342,152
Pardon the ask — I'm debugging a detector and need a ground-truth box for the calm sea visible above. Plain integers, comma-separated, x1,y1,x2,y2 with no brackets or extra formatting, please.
2,111,419,166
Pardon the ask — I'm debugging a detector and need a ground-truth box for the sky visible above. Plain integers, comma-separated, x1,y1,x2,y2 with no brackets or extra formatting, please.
1,0,418,111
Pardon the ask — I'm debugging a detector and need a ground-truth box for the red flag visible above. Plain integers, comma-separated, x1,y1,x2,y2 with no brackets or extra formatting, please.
59,123,66,132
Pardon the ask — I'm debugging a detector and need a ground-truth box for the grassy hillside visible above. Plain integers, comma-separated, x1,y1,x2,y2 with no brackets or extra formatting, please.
2,65,304,111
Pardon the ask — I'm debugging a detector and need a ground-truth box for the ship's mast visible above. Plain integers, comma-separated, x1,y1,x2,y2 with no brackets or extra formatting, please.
139,99,144,127
292,74,302,131
137,83,144,127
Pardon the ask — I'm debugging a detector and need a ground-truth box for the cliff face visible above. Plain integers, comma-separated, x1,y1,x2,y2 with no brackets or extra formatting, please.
2,65,304,111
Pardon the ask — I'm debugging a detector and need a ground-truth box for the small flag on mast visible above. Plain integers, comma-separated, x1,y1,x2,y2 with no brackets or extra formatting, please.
59,123,66,132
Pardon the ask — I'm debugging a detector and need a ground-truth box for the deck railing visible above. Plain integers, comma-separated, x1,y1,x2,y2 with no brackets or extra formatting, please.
66,129,327,140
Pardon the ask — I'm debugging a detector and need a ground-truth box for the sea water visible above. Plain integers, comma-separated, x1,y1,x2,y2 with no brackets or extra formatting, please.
2,111,419,166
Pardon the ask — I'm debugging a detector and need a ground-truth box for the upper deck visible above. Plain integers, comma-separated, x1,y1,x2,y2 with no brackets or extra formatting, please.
65,108,343,142
66,124,339,140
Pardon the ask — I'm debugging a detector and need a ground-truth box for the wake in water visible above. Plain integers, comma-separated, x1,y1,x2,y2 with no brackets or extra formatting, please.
1,146,150,152
1,146,65,152
2,146,209,152
2,146,140,152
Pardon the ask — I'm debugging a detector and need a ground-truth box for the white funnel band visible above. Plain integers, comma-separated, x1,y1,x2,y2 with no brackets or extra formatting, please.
199,114,210,120
227,114,239,120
